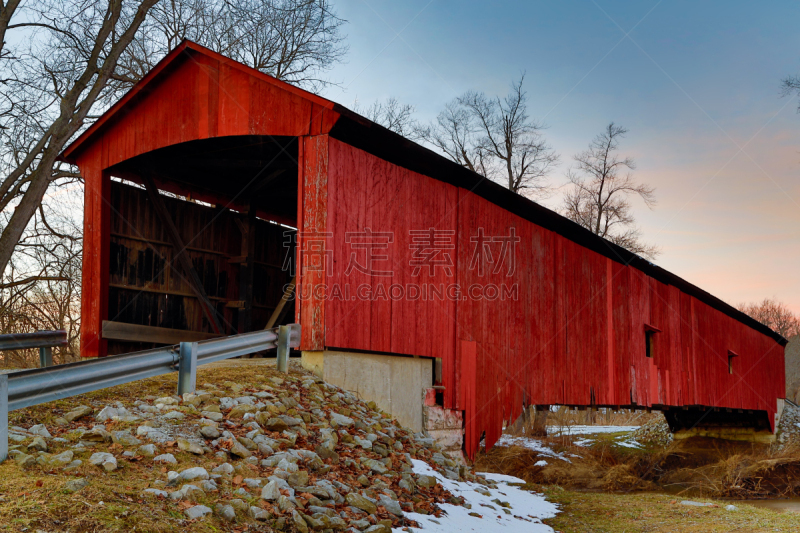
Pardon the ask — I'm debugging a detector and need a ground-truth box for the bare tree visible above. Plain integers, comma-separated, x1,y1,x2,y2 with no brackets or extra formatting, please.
1,184,83,368
419,76,558,198
459,75,559,197
0,0,158,287
781,73,800,112
737,298,800,339
114,0,348,91
417,100,494,178
562,123,659,259
354,97,419,139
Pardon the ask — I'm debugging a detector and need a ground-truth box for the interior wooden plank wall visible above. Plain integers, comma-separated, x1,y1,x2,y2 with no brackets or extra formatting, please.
107,181,294,354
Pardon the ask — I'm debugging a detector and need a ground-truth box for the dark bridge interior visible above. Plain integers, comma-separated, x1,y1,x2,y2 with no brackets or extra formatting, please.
102,136,298,355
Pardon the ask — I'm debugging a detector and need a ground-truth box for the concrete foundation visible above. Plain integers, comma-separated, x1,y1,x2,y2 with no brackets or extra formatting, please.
301,350,432,432
423,390,465,462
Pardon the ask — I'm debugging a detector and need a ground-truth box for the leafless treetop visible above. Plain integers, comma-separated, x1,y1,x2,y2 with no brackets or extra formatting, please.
562,123,659,260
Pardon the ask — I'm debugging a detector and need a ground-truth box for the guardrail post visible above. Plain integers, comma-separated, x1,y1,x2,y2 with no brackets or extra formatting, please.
1,374,8,462
276,325,290,373
177,342,198,396
39,347,52,368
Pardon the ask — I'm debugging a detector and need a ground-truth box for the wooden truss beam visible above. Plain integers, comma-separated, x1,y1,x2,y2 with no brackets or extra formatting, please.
140,172,224,334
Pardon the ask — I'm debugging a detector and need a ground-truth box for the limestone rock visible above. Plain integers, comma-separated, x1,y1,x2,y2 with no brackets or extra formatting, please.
212,462,234,475
27,436,48,452
177,438,204,455
201,411,223,422
363,458,388,474
89,452,117,471
315,444,339,464
229,404,257,418
64,478,89,492
95,405,121,422
111,430,141,446
63,405,93,422
83,427,111,443
331,412,354,427
142,488,168,498
215,504,236,521
345,493,377,514
137,444,158,456
249,506,270,520
15,453,36,468
416,474,437,488
379,494,403,516
228,439,252,458
178,467,209,481
260,480,282,500
136,426,170,443
287,470,309,487
292,510,309,533
184,505,212,520
28,424,51,438
44,450,74,468
200,426,220,439
261,416,289,432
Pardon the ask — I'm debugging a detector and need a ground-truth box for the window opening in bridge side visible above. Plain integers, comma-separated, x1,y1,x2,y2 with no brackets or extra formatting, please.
728,350,739,374
644,324,660,358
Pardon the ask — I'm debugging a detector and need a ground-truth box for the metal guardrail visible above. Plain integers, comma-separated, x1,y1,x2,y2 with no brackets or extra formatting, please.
0,330,68,368
0,323,300,461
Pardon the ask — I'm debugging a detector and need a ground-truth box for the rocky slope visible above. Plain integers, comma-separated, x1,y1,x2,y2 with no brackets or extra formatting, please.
1,361,503,532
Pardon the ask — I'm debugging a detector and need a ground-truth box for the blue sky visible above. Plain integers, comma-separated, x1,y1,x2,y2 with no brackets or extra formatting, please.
321,0,800,314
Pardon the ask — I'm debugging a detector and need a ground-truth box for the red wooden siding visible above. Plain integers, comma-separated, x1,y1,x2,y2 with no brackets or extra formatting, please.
324,139,785,458
298,135,330,351
79,145,110,358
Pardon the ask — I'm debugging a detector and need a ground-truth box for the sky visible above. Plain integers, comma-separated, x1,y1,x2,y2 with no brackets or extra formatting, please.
320,0,800,315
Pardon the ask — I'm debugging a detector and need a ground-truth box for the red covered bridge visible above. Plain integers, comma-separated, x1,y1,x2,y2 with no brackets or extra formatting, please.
60,41,787,459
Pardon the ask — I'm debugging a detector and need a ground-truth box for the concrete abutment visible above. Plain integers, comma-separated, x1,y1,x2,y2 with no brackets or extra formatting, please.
300,350,465,457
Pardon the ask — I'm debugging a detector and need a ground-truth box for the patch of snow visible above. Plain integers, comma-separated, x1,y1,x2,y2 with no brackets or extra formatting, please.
572,438,593,447
398,459,558,533
616,439,643,449
534,460,548,467
493,436,573,463
547,425,639,435
478,472,526,484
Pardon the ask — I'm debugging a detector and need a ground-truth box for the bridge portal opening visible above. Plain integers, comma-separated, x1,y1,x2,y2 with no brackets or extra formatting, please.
102,136,298,355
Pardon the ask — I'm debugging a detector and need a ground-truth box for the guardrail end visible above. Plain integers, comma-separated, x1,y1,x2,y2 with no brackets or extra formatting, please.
177,342,198,396
277,325,290,373
1,375,8,463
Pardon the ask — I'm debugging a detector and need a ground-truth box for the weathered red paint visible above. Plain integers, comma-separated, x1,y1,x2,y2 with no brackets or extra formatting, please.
62,42,786,459
322,139,786,456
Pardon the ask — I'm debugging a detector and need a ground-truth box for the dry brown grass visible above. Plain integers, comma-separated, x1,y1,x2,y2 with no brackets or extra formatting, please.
476,435,663,492
546,406,659,429
477,434,800,498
